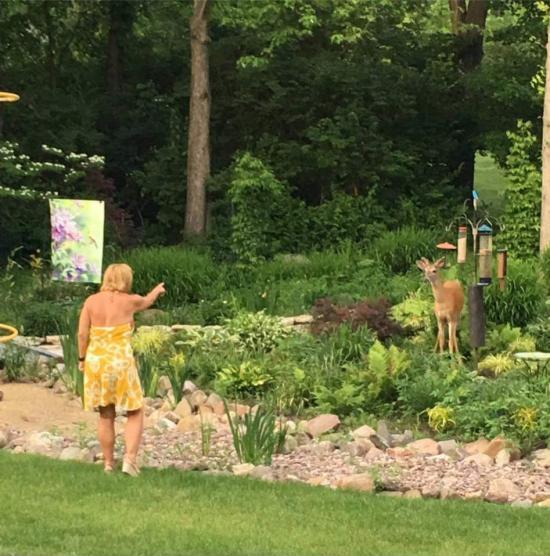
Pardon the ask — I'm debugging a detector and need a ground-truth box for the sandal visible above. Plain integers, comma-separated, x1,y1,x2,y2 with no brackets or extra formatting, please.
104,462,115,474
122,457,140,477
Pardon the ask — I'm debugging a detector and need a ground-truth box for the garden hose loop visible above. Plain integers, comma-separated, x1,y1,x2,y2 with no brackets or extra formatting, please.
0,324,18,343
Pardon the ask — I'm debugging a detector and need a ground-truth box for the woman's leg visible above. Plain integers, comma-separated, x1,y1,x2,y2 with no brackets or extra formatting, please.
125,407,144,464
98,404,116,467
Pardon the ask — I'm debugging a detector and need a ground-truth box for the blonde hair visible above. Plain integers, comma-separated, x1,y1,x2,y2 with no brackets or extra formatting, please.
100,263,133,293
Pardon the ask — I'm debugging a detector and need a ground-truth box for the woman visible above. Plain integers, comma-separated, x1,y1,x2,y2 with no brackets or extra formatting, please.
78,263,165,476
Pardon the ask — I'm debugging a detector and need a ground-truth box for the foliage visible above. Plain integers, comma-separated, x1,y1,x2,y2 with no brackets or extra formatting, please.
21,302,63,337
58,305,83,400
165,351,187,403
427,405,455,433
1,344,31,382
391,290,434,332
484,259,545,327
484,324,536,355
225,311,291,353
371,227,440,274
132,326,172,355
477,354,516,377
135,353,160,399
225,402,286,465
216,361,273,398
499,121,541,257
311,297,403,341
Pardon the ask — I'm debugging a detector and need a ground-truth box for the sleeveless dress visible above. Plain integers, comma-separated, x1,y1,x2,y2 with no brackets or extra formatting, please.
84,323,143,412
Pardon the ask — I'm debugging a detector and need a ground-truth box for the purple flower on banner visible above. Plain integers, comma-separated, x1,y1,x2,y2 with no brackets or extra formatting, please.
72,254,87,273
51,208,82,244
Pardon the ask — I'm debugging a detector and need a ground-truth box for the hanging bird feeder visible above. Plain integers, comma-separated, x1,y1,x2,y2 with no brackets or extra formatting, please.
457,225,468,264
436,242,457,267
478,223,493,285
497,249,508,291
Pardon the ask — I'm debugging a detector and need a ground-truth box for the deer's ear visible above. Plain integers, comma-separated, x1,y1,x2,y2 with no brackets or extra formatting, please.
416,259,426,270
435,257,445,268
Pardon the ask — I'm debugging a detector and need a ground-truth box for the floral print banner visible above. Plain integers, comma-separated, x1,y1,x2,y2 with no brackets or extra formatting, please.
49,199,104,283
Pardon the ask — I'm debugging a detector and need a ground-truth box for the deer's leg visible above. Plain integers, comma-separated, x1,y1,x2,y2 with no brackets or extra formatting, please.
436,318,446,353
450,320,460,354
447,321,454,354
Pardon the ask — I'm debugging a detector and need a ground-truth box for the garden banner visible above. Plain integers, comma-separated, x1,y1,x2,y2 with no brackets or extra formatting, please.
49,199,104,283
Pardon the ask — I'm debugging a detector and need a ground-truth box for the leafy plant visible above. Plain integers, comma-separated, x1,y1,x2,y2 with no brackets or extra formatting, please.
200,412,215,457
225,402,287,465
427,405,455,433
225,311,290,353
165,351,187,403
485,324,536,355
391,290,433,332
1,344,29,382
132,326,172,355
58,305,83,401
216,361,273,398
22,302,63,337
478,354,516,377
135,353,160,399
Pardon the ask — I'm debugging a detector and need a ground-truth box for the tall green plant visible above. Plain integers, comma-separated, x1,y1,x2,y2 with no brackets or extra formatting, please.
225,402,286,465
58,305,83,401
500,121,541,257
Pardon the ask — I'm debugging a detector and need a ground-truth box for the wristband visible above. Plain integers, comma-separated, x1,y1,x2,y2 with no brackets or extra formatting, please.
79,356,85,362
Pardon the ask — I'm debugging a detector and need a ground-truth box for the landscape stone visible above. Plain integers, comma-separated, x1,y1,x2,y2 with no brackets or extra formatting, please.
512,500,533,508
314,440,336,454
495,449,511,466
59,446,83,461
352,425,377,440
183,380,198,394
438,439,459,457
403,489,422,499
343,440,372,457
421,484,441,498
157,418,177,431
463,453,494,466
379,491,403,498
377,420,393,447
294,314,313,324
306,414,340,437
157,376,172,397
483,437,507,459
189,390,208,409
176,415,201,433
486,478,522,503
387,447,414,458
532,449,550,467
536,499,550,508
232,463,255,476
205,393,225,415
463,438,490,455
249,465,274,481
164,411,180,424
336,473,375,492
282,436,298,454
284,420,297,434
533,492,550,503
0,430,8,449
174,399,193,419
407,438,440,456
462,490,483,501
26,432,64,455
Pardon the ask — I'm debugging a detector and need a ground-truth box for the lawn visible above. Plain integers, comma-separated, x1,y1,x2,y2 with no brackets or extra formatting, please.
0,452,549,556
474,153,510,214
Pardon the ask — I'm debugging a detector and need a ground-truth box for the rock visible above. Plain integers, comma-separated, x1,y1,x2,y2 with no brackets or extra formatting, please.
532,449,550,468
285,420,297,434
463,453,493,466
189,390,207,409
53,379,68,394
307,476,330,487
379,491,403,498
336,473,375,492
157,418,177,431
387,447,414,458
176,415,201,433
174,399,193,419
462,491,483,501
512,500,533,508
232,463,255,477
391,430,414,446
438,439,459,457
280,317,295,327
295,432,311,446
377,421,393,447
26,432,64,455
306,414,340,437
163,411,180,424
533,492,550,503
352,424,388,449
403,489,422,499
407,438,440,456
483,437,507,459
160,399,174,412
536,499,550,508
364,446,385,460
234,404,250,417
486,478,522,504
205,393,225,415
343,440,373,457
463,438,490,456
0,430,8,449
79,448,94,463
421,484,440,499
495,449,511,466
157,375,172,397
314,440,336,454
294,314,313,324
426,454,452,463
249,465,274,481
59,446,83,461
282,436,298,454
183,380,198,394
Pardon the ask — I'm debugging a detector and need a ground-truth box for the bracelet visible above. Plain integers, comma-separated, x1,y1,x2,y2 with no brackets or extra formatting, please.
79,356,85,362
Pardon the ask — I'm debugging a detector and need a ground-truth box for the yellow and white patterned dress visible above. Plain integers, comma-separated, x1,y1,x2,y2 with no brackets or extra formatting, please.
84,323,143,412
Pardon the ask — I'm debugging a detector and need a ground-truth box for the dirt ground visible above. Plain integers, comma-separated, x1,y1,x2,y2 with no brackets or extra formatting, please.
0,383,97,434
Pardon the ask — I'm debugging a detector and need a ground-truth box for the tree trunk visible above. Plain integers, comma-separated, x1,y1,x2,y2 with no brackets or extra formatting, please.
540,24,550,253
184,0,211,240
448,0,489,192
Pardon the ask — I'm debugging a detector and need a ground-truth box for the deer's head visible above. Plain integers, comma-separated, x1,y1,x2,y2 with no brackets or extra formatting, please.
416,257,445,284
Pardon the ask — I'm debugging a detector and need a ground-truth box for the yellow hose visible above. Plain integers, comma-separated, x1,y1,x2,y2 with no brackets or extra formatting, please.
0,324,18,343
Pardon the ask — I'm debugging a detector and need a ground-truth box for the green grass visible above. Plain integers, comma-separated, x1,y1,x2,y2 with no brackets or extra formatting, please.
474,153,510,214
0,452,549,556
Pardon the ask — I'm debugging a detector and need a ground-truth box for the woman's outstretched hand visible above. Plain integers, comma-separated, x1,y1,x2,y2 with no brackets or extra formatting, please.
154,282,166,297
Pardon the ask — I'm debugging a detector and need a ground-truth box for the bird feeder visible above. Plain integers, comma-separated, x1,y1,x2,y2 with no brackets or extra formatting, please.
436,242,456,267
497,249,508,291
478,224,493,285
457,225,467,264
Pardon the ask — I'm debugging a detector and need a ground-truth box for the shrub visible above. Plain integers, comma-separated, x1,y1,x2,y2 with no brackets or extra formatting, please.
225,311,291,353
21,302,64,337
216,360,273,397
1,344,30,382
477,354,516,377
121,246,220,307
391,290,434,332
311,298,403,341
484,259,545,327
484,324,536,355
371,227,439,273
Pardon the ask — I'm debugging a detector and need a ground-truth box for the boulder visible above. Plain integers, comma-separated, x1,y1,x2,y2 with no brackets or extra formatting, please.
532,449,550,468
387,447,414,458
314,440,336,454
174,399,193,419
157,375,172,397
364,446,385,460
403,489,423,499
407,438,440,456
438,439,459,457
183,380,198,395
483,437,507,459
379,491,403,498
486,478,522,504
306,414,340,437
377,421,393,447
462,490,483,501
232,463,255,476
164,411,180,424
463,438,490,456
391,430,414,446
512,500,533,508
336,473,375,492
352,424,388,449
53,379,68,395
26,432,64,455
282,436,298,454
249,465,274,481
343,440,373,457
189,390,208,409
157,418,177,431
536,499,550,508
0,430,8,449
59,446,83,461
495,449,511,466
294,314,313,324
464,453,493,466
176,415,201,433
205,393,225,415
421,484,441,499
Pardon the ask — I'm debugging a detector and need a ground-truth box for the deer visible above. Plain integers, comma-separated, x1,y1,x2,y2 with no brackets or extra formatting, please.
416,257,464,354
